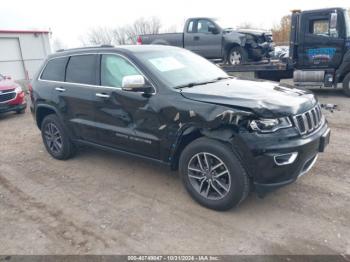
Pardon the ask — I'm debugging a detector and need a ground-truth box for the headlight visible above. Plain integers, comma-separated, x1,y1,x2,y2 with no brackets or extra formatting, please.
249,117,292,133
15,86,22,93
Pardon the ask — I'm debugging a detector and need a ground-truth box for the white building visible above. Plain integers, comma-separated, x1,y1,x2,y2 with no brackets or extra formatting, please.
0,30,51,80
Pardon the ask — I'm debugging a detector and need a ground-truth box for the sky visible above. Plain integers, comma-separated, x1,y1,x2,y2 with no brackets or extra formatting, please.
1,0,349,48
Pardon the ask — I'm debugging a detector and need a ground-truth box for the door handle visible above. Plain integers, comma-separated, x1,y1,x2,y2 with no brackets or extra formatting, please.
55,87,66,92
96,93,110,98
194,36,200,41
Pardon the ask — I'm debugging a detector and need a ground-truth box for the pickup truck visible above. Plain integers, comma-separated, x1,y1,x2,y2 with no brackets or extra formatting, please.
137,17,274,65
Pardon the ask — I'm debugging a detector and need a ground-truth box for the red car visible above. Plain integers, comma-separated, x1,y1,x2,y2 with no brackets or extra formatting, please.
0,74,26,114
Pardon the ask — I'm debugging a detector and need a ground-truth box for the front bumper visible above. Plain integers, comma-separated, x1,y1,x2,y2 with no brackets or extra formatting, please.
239,122,330,197
0,102,27,114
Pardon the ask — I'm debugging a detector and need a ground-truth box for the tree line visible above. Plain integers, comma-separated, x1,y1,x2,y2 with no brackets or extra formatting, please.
51,9,350,50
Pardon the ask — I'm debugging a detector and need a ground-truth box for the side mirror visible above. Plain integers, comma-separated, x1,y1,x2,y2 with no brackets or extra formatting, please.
122,75,152,93
208,26,219,34
330,12,338,38
330,12,337,29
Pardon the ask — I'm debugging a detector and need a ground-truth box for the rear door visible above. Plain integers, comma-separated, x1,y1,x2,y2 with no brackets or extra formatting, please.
184,19,222,58
299,10,345,69
58,54,99,142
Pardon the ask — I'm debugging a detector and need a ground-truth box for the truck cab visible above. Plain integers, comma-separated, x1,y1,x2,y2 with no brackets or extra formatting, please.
290,8,350,95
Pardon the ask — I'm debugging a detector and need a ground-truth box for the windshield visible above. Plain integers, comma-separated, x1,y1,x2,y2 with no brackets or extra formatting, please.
137,48,229,89
213,18,233,30
344,10,350,38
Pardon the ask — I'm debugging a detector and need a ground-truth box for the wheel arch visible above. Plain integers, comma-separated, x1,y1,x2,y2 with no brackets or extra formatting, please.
224,42,241,57
335,49,350,83
169,125,241,171
35,104,60,130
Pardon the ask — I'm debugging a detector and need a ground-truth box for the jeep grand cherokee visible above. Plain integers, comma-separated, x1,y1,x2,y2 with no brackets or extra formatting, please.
30,45,330,211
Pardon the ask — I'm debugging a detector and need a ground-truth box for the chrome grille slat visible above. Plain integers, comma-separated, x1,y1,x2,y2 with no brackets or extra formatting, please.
293,104,323,135
311,109,317,127
0,91,16,103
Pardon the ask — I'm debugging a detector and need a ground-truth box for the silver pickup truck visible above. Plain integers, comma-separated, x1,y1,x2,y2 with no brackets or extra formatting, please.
137,17,274,65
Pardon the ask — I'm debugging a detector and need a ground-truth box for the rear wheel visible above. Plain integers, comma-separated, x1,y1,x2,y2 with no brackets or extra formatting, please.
342,72,350,97
41,114,75,160
179,138,250,211
227,46,248,65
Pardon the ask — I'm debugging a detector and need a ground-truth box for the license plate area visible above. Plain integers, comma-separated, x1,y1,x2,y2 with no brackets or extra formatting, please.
319,128,331,152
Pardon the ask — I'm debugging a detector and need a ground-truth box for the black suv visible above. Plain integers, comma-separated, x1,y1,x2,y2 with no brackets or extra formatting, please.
30,45,330,211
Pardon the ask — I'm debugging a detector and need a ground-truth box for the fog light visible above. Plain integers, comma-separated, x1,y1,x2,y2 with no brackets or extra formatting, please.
274,152,298,166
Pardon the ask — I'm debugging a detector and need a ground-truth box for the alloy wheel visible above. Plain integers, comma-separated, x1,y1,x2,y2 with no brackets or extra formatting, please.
187,152,231,200
44,122,63,154
230,51,242,65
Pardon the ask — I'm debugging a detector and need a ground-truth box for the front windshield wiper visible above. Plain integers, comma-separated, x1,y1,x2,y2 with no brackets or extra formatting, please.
174,77,232,89
174,80,215,89
212,76,232,81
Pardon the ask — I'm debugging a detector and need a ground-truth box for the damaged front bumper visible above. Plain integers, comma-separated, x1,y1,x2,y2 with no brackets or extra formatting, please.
239,122,330,197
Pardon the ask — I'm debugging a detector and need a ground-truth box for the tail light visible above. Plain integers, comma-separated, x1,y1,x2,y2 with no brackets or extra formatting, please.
136,36,142,45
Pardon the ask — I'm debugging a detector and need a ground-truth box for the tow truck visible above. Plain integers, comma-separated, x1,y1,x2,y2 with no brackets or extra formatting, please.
220,7,350,96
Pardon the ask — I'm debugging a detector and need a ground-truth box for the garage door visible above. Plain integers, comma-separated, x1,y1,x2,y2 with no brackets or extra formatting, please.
0,37,25,80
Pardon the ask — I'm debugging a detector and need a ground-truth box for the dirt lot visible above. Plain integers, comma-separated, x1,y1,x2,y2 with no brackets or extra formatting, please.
0,89,349,255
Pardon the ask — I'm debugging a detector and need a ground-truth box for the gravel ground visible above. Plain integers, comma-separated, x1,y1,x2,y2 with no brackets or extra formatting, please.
0,89,349,255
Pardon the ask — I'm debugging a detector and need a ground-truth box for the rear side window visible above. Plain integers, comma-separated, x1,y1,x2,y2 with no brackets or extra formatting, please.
187,20,194,33
66,55,97,85
40,57,68,81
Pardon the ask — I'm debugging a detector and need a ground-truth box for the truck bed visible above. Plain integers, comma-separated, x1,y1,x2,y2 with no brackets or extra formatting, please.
219,59,288,72
140,33,184,47
219,59,294,81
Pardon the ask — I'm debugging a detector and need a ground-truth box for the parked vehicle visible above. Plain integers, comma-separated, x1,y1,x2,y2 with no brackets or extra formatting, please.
0,74,26,114
221,7,350,96
30,45,330,210
137,17,274,65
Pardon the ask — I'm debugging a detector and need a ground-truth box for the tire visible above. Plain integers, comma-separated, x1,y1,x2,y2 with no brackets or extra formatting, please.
41,114,75,160
227,46,248,65
342,72,350,97
179,137,250,211
16,108,25,114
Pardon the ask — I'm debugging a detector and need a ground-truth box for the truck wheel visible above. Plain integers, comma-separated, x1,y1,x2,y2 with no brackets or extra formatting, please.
179,137,250,211
41,114,76,160
342,72,350,97
228,46,248,65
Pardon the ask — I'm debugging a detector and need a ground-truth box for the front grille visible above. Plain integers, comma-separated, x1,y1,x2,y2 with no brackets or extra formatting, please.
0,91,16,103
293,104,323,135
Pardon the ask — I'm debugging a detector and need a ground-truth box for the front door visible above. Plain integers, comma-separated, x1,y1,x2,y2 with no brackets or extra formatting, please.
184,19,222,58
299,10,345,69
93,54,161,159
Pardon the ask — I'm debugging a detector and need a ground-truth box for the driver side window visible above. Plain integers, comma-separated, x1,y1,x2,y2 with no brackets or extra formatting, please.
309,17,338,38
101,54,140,88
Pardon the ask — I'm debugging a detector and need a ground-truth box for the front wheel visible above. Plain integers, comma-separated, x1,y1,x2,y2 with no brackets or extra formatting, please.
227,46,248,65
342,72,350,97
179,138,250,211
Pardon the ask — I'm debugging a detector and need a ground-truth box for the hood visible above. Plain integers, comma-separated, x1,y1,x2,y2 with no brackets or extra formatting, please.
180,78,317,118
238,29,272,36
0,79,17,91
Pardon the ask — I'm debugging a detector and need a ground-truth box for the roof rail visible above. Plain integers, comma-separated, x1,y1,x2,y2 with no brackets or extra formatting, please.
55,44,114,53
